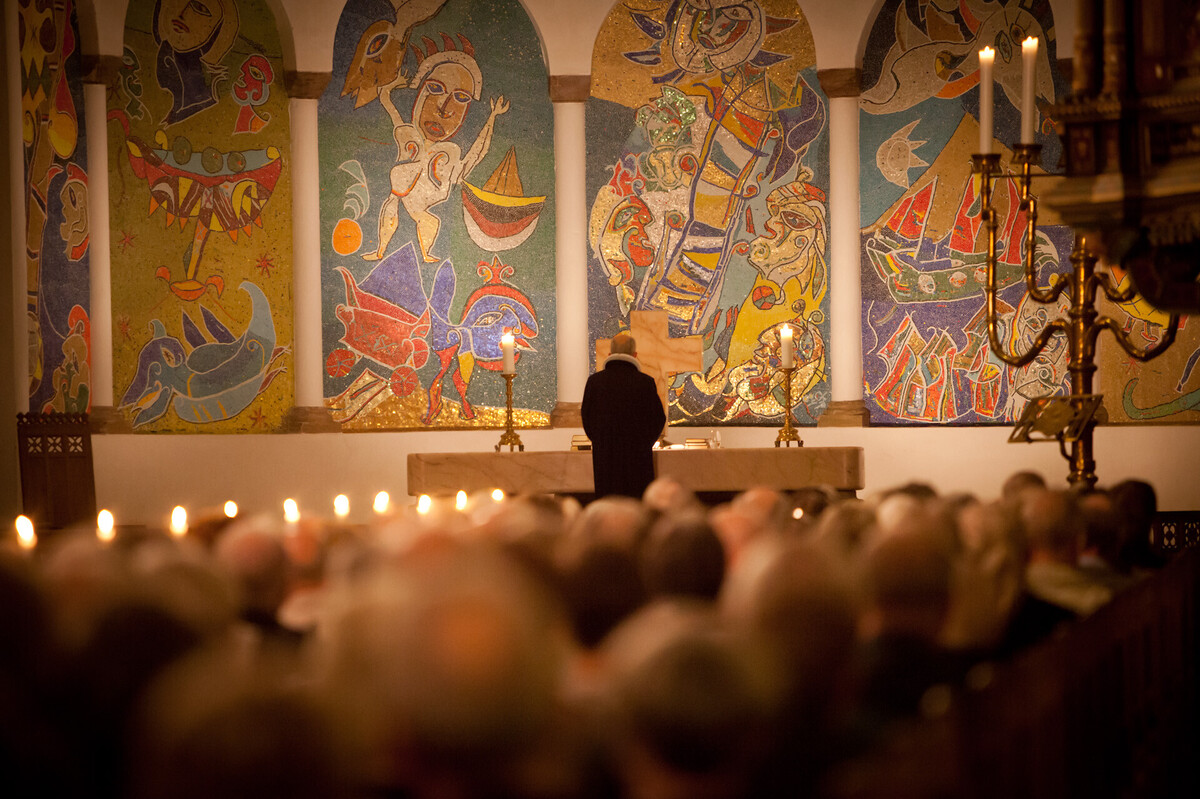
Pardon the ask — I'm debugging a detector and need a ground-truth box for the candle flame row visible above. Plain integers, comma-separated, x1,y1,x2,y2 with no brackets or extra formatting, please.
12,488,511,549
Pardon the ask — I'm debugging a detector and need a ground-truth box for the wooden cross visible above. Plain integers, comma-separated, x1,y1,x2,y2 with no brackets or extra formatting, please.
595,310,705,412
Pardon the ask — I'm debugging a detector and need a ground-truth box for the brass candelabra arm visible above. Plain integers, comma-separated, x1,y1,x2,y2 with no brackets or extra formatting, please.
985,312,1069,368
1092,268,1137,304
1093,313,1181,363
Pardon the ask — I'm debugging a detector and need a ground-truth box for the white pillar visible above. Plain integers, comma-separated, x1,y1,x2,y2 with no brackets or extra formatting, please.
286,94,339,431
552,98,590,425
84,82,114,413
820,89,869,426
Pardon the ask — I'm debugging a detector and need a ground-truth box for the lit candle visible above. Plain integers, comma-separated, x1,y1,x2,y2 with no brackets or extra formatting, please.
1021,37,1038,144
491,488,505,502
501,332,516,374
169,506,188,537
224,500,239,519
779,324,795,369
97,509,115,544
283,498,301,524
373,491,391,515
417,494,433,515
978,46,994,154
15,515,36,551
334,494,350,520
455,490,468,511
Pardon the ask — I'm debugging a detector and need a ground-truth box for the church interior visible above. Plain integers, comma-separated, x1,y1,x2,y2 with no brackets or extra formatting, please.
2,1,1199,796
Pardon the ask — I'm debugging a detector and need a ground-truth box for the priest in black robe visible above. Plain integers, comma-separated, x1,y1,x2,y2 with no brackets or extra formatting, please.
581,333,666,499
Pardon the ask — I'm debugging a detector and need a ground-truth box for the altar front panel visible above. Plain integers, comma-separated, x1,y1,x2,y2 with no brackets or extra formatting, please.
407,447,864,497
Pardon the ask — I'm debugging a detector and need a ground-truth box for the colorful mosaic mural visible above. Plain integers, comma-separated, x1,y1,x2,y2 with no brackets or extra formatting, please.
20,0,92,414
107,0,293,432
588,0,830,427
319,0,555,430
860,0,1200,425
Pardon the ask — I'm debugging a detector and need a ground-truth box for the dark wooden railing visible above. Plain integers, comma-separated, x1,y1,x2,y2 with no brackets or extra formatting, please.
827,547,1199,799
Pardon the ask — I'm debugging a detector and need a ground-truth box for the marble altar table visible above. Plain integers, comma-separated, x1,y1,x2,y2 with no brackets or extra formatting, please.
407,447,864,498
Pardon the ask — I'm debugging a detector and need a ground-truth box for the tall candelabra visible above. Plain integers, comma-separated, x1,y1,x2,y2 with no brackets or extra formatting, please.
975,144,1179,488
495,373,524,452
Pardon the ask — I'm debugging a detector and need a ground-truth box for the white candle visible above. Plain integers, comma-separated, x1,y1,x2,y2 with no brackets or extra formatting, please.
978,46,994,154
501,332,516,373
780,325,795,369
1021,37,1038,143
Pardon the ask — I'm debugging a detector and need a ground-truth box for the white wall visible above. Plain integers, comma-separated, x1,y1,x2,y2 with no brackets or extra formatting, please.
20,0,1200,527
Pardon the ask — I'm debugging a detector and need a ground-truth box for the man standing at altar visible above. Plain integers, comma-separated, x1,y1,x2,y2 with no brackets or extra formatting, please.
582,333,666,499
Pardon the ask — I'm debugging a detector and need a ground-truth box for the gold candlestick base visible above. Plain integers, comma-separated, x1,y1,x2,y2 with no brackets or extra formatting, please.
775,365,803,448
496,372,524,452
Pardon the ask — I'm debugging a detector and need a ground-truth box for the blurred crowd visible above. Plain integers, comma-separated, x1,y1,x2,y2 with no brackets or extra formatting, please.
0,472,1167,799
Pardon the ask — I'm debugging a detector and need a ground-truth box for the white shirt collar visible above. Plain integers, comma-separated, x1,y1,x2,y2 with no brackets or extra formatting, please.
604,352,642,369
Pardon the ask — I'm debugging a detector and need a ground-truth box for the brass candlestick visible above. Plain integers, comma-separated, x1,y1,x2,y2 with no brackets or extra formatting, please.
975,143,1179,488
495,372,524,452
775,366,802,447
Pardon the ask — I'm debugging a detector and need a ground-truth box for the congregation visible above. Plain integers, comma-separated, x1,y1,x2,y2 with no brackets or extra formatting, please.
0,472,1174,799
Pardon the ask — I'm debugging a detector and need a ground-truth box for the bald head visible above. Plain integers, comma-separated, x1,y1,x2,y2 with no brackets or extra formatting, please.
611,332,637,356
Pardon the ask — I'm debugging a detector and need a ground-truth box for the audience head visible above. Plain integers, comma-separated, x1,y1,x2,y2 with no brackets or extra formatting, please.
862,516,955,641
604,602,772,799
1020,488,1085,562
641,511,726,602
1001,470,1047,504
1110,479,1163,569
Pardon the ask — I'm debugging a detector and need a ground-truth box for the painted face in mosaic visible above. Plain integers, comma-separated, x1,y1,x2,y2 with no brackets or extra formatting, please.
671,0,764,73
414,62,476,143
234,55,273,105
159,0,227,54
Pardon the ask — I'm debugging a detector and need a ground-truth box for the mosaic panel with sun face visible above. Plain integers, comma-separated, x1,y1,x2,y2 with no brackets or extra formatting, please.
19,0,92,415
587,0,831,427
108,0,294,433
318,0,556,431
859,0,1200,425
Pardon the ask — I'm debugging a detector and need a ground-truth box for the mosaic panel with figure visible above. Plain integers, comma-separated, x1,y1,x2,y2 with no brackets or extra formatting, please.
588,0,831,427
107,0,294,432
319,0,555,430
19,0,92,415
859,0,1200,425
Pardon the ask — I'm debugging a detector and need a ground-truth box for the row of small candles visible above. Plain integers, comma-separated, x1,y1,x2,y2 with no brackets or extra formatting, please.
9,489,508,550
978,35,1040,152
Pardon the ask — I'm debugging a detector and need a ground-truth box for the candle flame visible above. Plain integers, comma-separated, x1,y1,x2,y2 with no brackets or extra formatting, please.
15,515,36,550
456,490,468,511
283,498,301,524
374,491,391,514
169,506,188,537
334,494,351,519
491,488,505,502
224,500,239,518
417,494,433,515
97,509,115,543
